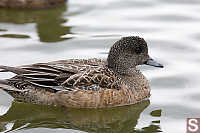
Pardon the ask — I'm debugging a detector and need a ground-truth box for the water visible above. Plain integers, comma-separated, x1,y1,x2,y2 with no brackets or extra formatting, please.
0,0,200,132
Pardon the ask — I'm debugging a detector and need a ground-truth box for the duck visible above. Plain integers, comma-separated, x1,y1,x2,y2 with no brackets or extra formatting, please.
0,36,163,108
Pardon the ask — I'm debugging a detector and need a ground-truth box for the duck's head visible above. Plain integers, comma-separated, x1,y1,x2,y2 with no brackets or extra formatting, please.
107,36,163,75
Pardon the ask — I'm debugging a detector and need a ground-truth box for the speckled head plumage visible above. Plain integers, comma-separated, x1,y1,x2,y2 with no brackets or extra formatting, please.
107,36,163,75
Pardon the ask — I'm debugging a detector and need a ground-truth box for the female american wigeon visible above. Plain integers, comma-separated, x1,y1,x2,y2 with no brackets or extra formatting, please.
0,36,163,108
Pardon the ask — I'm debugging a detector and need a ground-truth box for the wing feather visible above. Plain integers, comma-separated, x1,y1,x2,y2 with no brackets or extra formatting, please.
0,59,117,92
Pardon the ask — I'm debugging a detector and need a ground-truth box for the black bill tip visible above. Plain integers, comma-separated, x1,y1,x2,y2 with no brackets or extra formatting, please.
145,57,164,68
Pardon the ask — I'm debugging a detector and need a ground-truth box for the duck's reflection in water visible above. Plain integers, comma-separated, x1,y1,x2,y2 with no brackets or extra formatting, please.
0,100,162,133
0,3,72,42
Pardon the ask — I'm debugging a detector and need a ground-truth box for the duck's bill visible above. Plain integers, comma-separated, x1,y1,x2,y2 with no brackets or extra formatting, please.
145,57,164,68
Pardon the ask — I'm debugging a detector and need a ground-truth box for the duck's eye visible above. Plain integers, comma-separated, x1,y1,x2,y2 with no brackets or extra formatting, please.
135,46,143,54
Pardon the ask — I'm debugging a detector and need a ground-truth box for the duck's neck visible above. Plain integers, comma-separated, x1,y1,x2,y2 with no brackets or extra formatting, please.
107,53,138,76
107,64,139,77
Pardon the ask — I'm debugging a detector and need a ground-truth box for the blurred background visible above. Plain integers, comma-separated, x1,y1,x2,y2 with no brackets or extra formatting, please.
0,0,200,133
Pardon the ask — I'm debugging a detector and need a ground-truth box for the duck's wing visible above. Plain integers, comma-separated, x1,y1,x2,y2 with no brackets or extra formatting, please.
18,66,121,91
0,58,109,92
0,58,106,74
61,67,121,91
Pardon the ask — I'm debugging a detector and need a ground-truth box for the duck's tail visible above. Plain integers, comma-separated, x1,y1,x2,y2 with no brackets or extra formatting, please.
0,65,29,74
0,79,8,85
0,79,26,102
0,80,9,88
0,65,24,92
0,80,15,91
